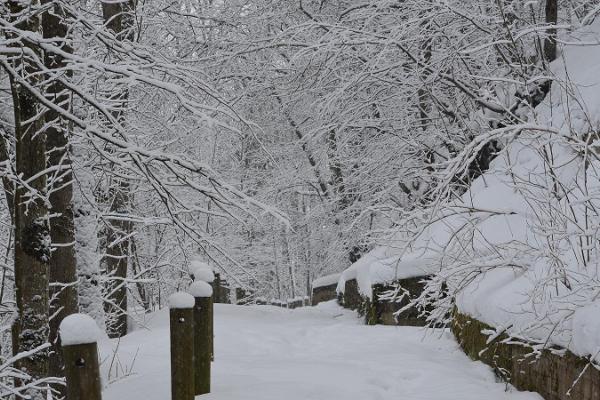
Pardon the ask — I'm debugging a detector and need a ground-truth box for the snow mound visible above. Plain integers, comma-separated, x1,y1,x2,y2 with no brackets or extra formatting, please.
189,281,213,298
336,246,438,299
60,313,101,346
571,301,600,359
168,292,195,309
312,273,341,289
191,260,215,283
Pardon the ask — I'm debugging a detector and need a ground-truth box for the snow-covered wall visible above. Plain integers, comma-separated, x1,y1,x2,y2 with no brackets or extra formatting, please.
453,310,600,400
336,21,600,360
335,246,437,299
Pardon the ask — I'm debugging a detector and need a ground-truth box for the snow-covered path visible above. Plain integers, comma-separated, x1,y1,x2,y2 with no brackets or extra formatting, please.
99,302,541,400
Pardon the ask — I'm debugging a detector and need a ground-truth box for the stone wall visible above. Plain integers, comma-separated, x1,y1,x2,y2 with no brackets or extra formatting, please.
311,283,338,306
452,310,600,400
365,278,428,326
332,277,429,326
342,279,362,310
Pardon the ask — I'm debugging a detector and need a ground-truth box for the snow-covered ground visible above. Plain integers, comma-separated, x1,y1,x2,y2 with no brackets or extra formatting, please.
98,302,540,400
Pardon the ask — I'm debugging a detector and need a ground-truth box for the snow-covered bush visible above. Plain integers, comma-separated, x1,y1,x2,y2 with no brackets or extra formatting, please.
398,20,600,361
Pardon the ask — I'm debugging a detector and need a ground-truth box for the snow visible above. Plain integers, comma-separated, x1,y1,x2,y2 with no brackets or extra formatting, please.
189,281,213,298
191,260,215,283
59,313,102,346
448,22,600,357
332,20,600,359
99,302,541,400
335,246,438,298
168,292,195,309
572,301,600,360
312,272,341,288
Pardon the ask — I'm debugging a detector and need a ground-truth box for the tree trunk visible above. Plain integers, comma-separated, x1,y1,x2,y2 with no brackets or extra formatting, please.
281,228,296,298
131,238,150,312
326,129,366,263
544,0,558,62
6,0,51,390
100,0,136,339
102,208,130,338
41,1,79,391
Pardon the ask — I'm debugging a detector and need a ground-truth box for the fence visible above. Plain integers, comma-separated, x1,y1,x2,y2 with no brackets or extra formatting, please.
60,285,214,400
60,279,318,400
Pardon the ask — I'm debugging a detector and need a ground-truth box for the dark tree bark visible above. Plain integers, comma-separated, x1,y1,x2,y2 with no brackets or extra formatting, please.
544,0,558,62
41,0,79,393
6,0,51,390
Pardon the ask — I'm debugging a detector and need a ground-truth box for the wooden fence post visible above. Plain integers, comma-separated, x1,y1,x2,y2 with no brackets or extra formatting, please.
169,292,195,400
192,263,215,360
212,273,222,303
59,314,102,400
189,281,213,395
235,287,243,304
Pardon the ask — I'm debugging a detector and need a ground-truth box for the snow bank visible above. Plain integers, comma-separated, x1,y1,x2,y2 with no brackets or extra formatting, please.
571,301,600,359
335,21,600,358
189,281,213,298
60,313,101,346
449,22,600,358
168,292,195,309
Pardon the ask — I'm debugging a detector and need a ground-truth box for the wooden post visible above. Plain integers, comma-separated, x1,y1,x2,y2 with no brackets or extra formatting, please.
212,273,222,303
169,292,195,400
191,262,215,360
189,281,213,395
60,314,102,400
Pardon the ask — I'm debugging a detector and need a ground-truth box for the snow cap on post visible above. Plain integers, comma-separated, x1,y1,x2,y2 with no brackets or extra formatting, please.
191,259,215,283
189,281,213,298
60,313,101,346
169,292,195,309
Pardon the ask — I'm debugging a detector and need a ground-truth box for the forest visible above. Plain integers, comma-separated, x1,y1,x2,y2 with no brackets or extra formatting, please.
2,0,600,399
